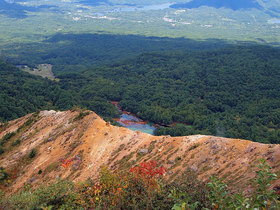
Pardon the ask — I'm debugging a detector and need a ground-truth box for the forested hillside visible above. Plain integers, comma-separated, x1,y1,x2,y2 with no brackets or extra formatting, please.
58,45,280,143
2,34,228,74
0,59,119,122
1,44,280,144
0,60,74,121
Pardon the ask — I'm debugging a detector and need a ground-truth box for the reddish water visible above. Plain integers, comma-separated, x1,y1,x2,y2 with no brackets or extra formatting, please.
111,101,156,134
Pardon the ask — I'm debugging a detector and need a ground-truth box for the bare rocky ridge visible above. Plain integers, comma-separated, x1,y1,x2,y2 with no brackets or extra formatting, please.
0,110,279,194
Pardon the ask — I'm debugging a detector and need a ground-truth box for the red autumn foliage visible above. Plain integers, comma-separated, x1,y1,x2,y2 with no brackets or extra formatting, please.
129,160,166,179
59,158,74,168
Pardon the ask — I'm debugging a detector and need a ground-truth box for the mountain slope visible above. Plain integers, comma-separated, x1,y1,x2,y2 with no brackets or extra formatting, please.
0,110,279,194
0,0,57,18
0,0,34,18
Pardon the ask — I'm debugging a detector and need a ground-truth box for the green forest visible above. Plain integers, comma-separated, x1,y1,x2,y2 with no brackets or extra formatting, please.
0,58,119,122
0,60,75,121
0,35,280,144
1,34,228,74
59,45,280,144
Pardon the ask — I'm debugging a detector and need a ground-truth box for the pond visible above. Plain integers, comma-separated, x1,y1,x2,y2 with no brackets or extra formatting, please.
111,102,156,135
110,3,172,13
268,19,280,24
78,1,172,13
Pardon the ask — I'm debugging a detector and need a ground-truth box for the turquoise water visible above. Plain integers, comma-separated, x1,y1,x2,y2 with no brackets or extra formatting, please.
112,102,156,135
123,122,156,135
113,3,172,12
117,113,156,135
103,3,171,13
268,19,280,24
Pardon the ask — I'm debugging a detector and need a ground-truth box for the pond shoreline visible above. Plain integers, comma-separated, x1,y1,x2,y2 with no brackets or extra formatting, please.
111,101,191,134
111,101,157,134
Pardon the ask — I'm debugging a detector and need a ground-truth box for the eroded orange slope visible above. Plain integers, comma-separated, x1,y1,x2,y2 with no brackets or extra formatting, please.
0,110,279,194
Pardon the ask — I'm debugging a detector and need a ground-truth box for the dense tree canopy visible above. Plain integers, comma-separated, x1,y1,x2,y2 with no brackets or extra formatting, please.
0,59,120,122
0,59,77,121
1,40,280,144
63,45,280,143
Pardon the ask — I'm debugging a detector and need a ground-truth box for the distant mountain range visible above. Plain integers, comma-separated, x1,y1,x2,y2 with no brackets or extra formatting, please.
0,0,277,19
0,0,32,18
0,0,57,18
171,0,263,10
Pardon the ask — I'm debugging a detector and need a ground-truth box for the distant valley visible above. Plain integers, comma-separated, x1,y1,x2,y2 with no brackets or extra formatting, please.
0,0,280,43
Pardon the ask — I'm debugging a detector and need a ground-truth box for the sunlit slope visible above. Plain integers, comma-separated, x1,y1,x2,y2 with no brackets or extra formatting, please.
0,110,279,194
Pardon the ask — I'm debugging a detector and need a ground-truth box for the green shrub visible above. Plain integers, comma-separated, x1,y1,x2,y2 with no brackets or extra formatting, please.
0,147,4,155
169,188,199,210
207,159,280,209
96,162,173,209
0,167,9,183
28,149,37,159
1,159,278,209
0,180,80,209
168,169,211,209
11,139,21,147
0,132,16,146
72,111,90,122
